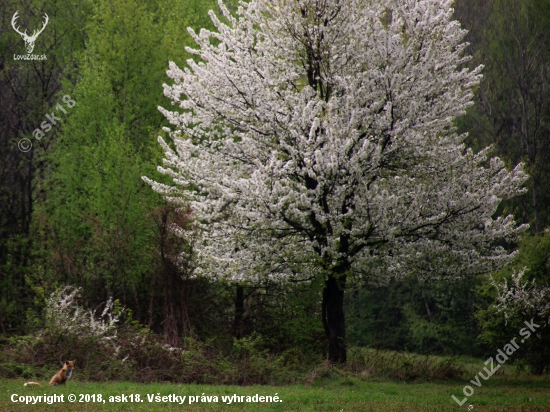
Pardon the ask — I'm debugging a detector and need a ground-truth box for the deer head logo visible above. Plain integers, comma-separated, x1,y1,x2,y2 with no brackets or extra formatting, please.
11,11,49,54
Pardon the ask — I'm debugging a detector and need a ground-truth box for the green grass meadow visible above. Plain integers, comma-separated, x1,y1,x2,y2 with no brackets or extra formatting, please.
1,376,550,411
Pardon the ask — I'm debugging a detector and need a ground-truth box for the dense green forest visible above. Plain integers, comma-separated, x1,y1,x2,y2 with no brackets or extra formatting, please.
0,0,549,382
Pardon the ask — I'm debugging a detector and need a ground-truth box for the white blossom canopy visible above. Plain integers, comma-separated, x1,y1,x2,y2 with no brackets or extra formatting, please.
144,0,528,285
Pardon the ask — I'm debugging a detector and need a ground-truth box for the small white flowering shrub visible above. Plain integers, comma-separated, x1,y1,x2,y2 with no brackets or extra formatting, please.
44,286,121,343
487,269,550,374
478,232,550,374
492,269,550,322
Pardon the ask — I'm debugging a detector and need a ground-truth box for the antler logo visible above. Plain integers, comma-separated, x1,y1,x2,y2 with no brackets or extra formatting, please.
11,11,49,54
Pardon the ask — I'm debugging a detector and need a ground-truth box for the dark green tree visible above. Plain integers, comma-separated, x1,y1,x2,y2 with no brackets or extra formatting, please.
0,0,91,333
457,0,550,232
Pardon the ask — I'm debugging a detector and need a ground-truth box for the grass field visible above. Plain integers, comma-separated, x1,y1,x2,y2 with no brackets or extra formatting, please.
1,375,549,411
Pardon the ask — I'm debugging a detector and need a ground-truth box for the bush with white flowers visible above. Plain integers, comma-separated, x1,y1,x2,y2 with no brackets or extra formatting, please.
492,269,550,322
44,286,121,344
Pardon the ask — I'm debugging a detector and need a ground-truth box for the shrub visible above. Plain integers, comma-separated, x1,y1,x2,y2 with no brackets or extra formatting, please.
1,286,309,384
477,232,550,375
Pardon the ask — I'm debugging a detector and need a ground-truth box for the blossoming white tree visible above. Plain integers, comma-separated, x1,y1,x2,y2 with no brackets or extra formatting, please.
145,0,528,362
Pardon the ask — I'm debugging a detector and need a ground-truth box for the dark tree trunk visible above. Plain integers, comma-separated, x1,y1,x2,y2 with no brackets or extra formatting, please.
154,206,193,344
234,284,245,339
147,270,157,329
322,274,347,363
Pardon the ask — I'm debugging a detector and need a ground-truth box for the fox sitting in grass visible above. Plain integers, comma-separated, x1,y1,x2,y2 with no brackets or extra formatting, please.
49,360,75,385
24,360,75,386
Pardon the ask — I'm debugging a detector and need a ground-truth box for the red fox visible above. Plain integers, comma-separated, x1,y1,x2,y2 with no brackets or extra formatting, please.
49,360,75,385
24,360,75,387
